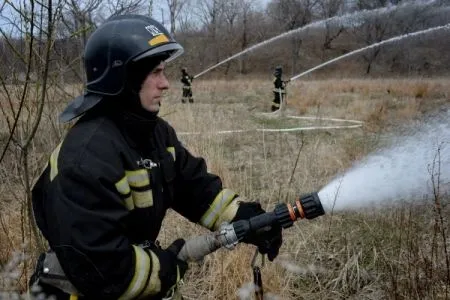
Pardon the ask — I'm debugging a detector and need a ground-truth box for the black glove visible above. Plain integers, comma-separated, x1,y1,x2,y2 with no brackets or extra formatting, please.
151,239,188,298
232,202,283,261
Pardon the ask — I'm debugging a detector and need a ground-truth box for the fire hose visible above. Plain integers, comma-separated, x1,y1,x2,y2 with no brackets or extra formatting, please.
177,192,325,261
34,192,325,298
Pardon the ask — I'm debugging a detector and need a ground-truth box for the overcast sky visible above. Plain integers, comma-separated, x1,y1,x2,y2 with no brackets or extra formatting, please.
150,0,271,29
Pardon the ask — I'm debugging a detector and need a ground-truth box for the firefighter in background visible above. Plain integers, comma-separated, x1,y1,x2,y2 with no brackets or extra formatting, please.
271,66,289,112
181,67,194,103
29,15,282,300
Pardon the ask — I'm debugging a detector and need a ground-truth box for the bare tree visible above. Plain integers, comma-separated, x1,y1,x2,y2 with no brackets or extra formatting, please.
237,0,258,74
267,0,318,75
166,0,190,34
0,0,65,290
58,0,101,81
351,0,439,74
195,0,225,64
317,0,346,55
105,0,147,17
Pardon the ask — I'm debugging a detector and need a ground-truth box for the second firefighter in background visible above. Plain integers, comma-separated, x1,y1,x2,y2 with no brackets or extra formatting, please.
271,66,289,112
181,67,194,103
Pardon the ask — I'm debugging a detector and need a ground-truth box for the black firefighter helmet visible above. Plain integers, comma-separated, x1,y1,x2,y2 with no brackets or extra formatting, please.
60,14,184,122
273,66,282,77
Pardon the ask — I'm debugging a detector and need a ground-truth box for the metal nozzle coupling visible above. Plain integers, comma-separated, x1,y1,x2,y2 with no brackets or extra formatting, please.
273,192,325,229
298,192,325,219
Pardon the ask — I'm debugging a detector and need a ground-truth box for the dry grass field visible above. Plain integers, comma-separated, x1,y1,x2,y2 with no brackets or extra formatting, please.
1,77,449,299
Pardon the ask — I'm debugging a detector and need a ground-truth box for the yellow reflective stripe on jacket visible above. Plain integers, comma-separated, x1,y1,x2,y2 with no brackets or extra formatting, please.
119,246,151,300
115,175,135,210
273,88,286,93
115,176,131,194
115,169,153,210
49,143,63,181
126,169,150,187
139,250,162,297
131,190,153,208
200,189,237,229
212,198,240,230
166,147,176,161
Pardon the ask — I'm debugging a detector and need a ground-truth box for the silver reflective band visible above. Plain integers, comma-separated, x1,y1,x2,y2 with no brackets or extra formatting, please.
132,43,184,62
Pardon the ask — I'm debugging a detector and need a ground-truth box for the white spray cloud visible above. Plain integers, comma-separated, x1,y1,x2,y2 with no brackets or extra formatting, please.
237,282,282,300
278,260,326,275
319,110,450,212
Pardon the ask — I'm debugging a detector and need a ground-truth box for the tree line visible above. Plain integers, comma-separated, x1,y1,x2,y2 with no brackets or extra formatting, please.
0,0,449,84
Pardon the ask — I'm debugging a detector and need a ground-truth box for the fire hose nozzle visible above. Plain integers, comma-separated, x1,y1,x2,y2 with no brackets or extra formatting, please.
275,191,325,229
177,192,325,262
298,192,325,220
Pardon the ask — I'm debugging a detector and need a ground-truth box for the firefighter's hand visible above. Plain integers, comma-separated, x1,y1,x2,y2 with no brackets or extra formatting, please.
152,239,188,297
232,202,283,261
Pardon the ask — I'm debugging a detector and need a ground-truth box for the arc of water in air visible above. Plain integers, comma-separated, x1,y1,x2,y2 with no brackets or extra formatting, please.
193,0,439,79
289,23,450,82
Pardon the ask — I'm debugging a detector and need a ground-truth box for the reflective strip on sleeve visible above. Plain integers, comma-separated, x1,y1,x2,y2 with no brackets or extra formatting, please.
139,250,162,297
49,143,62,181
131,190,153,208
119,246,151,300
115,176,131,194
166,147,176,161
126,170,150,187
200,189,237,229
212,198,240,230
115,176,134,210
115,169,153,210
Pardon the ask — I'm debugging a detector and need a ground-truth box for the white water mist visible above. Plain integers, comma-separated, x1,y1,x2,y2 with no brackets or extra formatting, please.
319,110,450,212
237,282,281,300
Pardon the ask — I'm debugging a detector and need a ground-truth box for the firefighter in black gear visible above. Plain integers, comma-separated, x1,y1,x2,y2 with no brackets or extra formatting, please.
30,14,282,300
271,66,289,112
180,67,194,103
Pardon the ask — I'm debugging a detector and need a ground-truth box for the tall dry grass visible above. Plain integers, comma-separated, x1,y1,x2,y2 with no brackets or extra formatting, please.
1,78,449,299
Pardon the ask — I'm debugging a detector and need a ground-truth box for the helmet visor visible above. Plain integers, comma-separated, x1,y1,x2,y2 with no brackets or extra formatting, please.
132,43,184,63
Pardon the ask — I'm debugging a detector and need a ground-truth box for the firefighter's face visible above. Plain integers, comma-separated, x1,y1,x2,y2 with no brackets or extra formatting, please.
139,62,169,113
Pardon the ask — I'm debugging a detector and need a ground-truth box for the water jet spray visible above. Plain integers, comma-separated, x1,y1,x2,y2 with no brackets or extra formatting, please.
289,23,450,82
193,0,441,79
317,110,450,213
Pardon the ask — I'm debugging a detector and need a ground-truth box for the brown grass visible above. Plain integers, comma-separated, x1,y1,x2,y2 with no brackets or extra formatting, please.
1,77,450,299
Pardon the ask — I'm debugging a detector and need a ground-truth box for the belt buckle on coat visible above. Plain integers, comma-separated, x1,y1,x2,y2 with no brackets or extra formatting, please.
137,158,158,169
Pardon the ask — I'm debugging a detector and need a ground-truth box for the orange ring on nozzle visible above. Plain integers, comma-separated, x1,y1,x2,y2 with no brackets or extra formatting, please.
295,198,305,219
287,203,296,221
